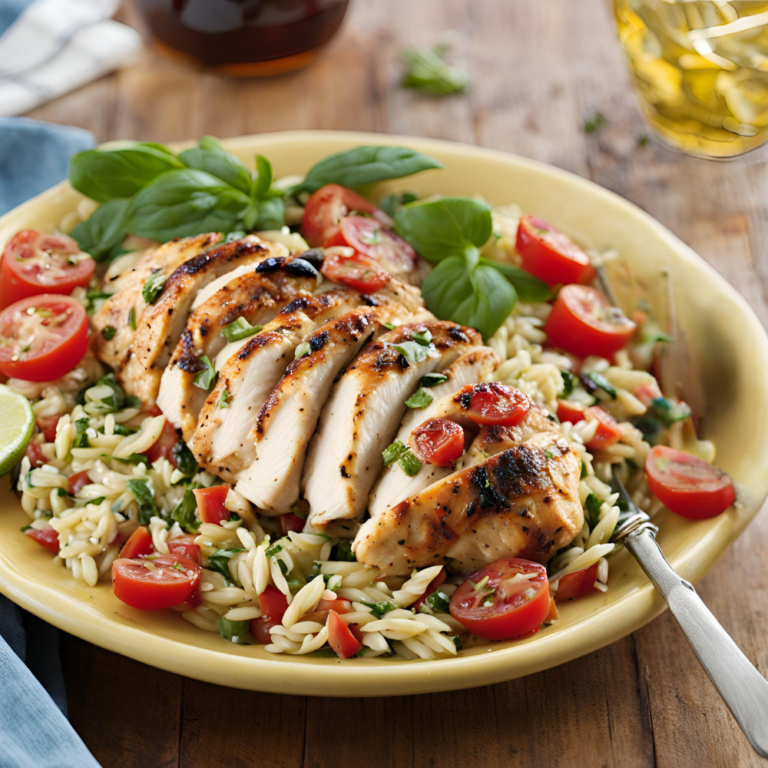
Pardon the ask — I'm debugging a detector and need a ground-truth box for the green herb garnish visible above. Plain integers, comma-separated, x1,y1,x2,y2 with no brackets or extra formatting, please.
398,451,422,477
382,440,408,466
405,388,433,409
401,41,470,96
125,478,159,524
193,356,216,391
141,269,167,305
221,317,262,343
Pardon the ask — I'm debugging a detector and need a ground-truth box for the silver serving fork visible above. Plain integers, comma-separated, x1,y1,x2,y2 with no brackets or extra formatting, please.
610,465,768,757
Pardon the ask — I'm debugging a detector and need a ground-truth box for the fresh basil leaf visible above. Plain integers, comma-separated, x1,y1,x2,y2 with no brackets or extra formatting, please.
380,192,419,218
420,373,448,388
398,451,422,476
585,493,602,529
255,196,285,230
425,590,450,613
330,540,356,562
401,43,470,96
141,269,166,305
251,154,273,199
361,600,398,619
178,136,253,195
295,145,443,194
394,197,493,264
69,144,183,202
382,440,408,466
73,418,90,448
221,317,262,343
410,329,433,346
88,373,129,412
585,372,617,399
126,478,159,525
170,487,200,533
421,255,517,338
265,543,283,558
171,439,198,476
218,389,230,409
70,198,130,261
477,258,552,303
208,548,245,585
221,230,247,244
102,326,116,340
405,388,433,409
560,370,576,398
392,340,432,364
192,356,216,391
126,169,253,242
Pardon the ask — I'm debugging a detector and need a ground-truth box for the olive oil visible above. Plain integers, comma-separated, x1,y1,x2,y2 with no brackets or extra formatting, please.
614,0,768,157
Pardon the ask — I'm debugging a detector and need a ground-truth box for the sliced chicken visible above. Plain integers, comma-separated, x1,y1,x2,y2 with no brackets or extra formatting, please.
191,289,362,480
92,233,221,373
235,299,432,513
157,257,320,441
353,431,583,575
303,321,483,529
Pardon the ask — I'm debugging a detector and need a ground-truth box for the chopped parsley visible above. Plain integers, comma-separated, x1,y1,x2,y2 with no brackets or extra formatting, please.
142,269,167,305
398,451,422,477
102,325,117,340
361,600,398,619
382,440,408,466
420,372,447,387
192,356,216,391
221,317,262,343
637,134,650,147
170,487,200,533
583,111,609,134
405,387,433,409
73,418,90,449
265,543,283,558
208,548,245,585
392,340,431,364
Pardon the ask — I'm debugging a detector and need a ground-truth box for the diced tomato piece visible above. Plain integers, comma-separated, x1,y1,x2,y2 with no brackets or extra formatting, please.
320,248,390,294
328,609,363,659
555,563,599,601
24,526,60,553
410,419,464,467
556,400,587,424
68,470,91,496
25,441,45,467
112,553,201,611
584,407,622,451
193,485,230,525
168,534,201,565
145,419,180,466
278,512,306,535
251,585,290,644
120,526,154,559
36,414,61,443
413,568,447,611
317,596,354,615
349,624,365,645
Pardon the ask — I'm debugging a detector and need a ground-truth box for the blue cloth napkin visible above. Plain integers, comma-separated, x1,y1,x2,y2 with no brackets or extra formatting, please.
0,116,100,768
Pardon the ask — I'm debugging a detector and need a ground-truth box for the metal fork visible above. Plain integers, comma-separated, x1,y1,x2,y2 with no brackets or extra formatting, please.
610,465,768,757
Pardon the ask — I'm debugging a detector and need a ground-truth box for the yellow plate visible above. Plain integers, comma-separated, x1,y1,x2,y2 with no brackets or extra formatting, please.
1,131,767,696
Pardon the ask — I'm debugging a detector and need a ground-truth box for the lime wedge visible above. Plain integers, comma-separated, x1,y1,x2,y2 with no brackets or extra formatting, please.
0,384,34,476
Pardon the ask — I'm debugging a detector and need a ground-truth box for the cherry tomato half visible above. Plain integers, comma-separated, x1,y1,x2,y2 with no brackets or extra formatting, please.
328,609,363,659
111,553,201,611
301,184,391,247
555,563,598,601
168,534,201,565
326,216,418,279
449,558,551,641
120,526,154,559
24,526,60,553
145,419,180,466
278,512,306,535
556,400,586,424
25,441,45,467
410,418,465,466
516,215,595,287
455,382,532,427
193,485,230,525
320,248,391,294
251,585,289,644
68,470,91,496
0,231,95,309
544,285,636,360
36,413,61,443
0,294,89,382
645,445,735,520
584,407,623,451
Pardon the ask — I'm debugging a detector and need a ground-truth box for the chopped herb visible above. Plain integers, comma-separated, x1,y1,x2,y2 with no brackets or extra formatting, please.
330,540,357,562
219,616,250,644
125,478,159,524
382,322,396,330
102,326,117,340
632,414,664,445
451,635,463,651
405,387,433,409
277,559,288,576
127,307,136,331
650,397,692,426
265,543,283,558
584,371,617,399
218,389,230,409
411,329,433,346
392,340,431,364
401,41,470,96
73,418,90,448
25,469,35,488
380,191,419,218
471,575,490,592
88,372,132,413
111,500,123,514
544,449,554,459
142,269,167,304
585,493,602,529
398,451,422,477
172,561,186,572
580,461,588,479
637,134,650,147
382,440,408,466
361,600,398,619
424,590,450,613
294,341,311,359
192,356,216,390
560,370,576,398
583,111,608,134
171,439,198,476
221,317,262,343
420,372,447,387
170,487,200,533
112,424,136,437
85,497,106,506
208,548,245,585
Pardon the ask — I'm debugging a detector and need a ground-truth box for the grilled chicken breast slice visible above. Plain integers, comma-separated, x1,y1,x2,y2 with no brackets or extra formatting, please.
191,290,362,480
303,321,483,529
353,431,583,575
157,258,320,441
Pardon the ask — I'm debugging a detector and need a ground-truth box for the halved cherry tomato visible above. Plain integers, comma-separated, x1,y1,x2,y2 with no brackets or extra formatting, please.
25,441,45,467
317,596,354,615
413,568,447,611
555,563,598,601
0,231,95,309
120,526,154,559
410,418,465,467
68,470,91,495
36,413,61,443
326,216,418,278
193,485,230,525
556,400,587,424
251,585,289,644
516,215,595,287
24,526,60,553
168,535,201,565
145,419,181,466
645,445,735,520
328,609,363,659
112,553,201,611
544,285,636,360
301,184,391,247
456,382,532,427
584,406,622,451
320,248,391,294
278,512,306,535
0,294,89,382
450,559,550,641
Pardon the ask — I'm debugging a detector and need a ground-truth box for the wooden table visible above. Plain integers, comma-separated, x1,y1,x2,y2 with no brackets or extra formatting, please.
27,0,768,765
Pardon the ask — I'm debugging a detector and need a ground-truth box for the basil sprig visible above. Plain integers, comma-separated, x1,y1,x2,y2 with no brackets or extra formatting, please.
394,198,550,338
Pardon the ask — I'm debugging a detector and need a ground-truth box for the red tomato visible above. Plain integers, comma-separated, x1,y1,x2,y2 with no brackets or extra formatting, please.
544,285,636,360
68,470,91,495
410,418,465,466
317,596,354,614
413,568,447,611
111,553,201,611
449,558,551,641
584,407,622,451
516,215,595,287
326,216,418,278
36,413,61,443
168,535,201,565
555,563,598,601
328,609,363,659
320,248,391,294
193,485,230,525
349,624,365,645
24,526,60,553
278,512,306,535
0,294,89,382
456,382,532,427
251,585,290,644
0,231,95,309
556,400,587,424
645,445,735,520
25,441,45,467
144,419,181,466
120,526,154,559
301,184,391,247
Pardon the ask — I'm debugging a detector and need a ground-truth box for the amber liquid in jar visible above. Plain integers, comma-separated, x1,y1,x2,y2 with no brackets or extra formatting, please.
137,0,350,76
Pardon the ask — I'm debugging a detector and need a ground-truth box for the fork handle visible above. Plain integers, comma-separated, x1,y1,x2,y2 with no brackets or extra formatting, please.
625,527,768,758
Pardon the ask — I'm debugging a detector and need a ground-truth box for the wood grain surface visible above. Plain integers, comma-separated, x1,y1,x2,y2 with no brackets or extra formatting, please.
28,0,768,765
